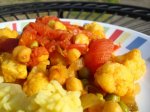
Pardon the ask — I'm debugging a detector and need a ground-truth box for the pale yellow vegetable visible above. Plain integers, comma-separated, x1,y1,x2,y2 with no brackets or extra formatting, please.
48,20,66,30
95,62,134,96
113,49,146,80
13,45,32,63
49,64,68,85
30,40,39,48
121,93,136,106
0,27,18,38
23,72,49,96
88,101,105,112
118,101,129,112
0,76,4,83
30,60,50,74
68,58,84,77
48,20,56,28
50,51,66,65
74,33,89,45
1,57,27,82
67,48,81,63
84,22,105,39
80,93,102,109
102,101,123,112
55,21,67,30
66,77,83,91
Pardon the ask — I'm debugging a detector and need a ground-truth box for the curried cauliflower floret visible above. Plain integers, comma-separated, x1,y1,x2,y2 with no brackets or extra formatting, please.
23,72,49,96
94,62,134,96
1,53,27,82
28,80,83,112
113,49,146,80
84,22,106,39
0,27,18,38
48,64,69,85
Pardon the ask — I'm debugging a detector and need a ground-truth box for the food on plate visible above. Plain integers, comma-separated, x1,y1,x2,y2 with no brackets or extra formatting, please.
94,62,133,96
0,53,27,82
0,81,83,112
23,72,49,96
0,16,146,112
113,49,146,80
0,27,18,38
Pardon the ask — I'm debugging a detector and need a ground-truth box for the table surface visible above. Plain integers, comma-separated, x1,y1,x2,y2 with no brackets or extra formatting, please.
0,0,150,8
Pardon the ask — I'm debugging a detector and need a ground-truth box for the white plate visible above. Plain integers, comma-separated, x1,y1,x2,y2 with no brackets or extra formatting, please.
0,19,150,112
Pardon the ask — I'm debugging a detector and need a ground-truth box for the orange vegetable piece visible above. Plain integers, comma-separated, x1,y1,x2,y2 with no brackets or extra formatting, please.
84,39,114,74
28,47,49,67
19,31,36,47
36,16,59,24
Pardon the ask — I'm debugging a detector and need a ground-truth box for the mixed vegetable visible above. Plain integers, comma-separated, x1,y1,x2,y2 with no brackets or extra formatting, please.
0,16,146,112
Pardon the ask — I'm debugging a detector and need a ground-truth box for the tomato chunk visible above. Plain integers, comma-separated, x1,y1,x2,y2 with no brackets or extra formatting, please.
84,39,114,74
36,16,59,24
27,47,49,67
68,44,88,54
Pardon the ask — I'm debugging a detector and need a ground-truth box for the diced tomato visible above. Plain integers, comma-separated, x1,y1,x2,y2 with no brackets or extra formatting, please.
84,39,114,74
28,47,49,67
113,44,121,51
65,24,81,35
19,31,36,46
36,16,59,24
68,44,88,54
23,24,37,35
29,22,51,36
47,30,73,40
44,40,57,53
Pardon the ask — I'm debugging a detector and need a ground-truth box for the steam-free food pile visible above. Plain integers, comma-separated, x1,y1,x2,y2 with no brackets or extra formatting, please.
0,16,146,112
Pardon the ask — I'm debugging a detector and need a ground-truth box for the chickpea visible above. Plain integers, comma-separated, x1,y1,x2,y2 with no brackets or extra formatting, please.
66,77,83,91
67,48,81,63
102,101,123,112
74,33,89,45
13,45,31,63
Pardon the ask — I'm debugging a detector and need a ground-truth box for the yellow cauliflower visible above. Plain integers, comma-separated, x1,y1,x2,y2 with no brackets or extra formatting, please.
113,49,146,80
94,62,134,96
0,27,18,38
48,64,69,85
23,72,49,96
84,22,106,39
1,53,27,82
